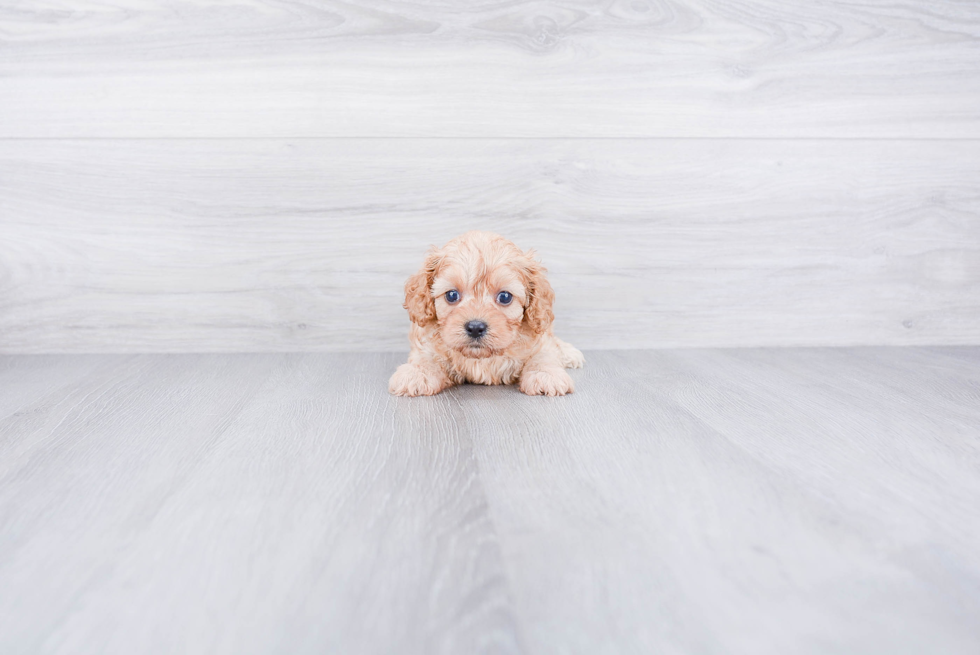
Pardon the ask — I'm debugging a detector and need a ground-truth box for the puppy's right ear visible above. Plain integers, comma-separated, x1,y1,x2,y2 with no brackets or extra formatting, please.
404,248,441,326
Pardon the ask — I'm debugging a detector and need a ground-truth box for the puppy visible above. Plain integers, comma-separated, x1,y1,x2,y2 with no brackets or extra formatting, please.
389,231,584,397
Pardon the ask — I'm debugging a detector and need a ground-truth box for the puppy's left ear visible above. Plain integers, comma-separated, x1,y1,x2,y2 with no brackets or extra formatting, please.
521,250,555,335
404,248,441,326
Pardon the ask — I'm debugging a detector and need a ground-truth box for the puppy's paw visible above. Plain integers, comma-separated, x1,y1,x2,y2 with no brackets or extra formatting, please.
557,341,585,369
519,368,575,397
389,364,450,396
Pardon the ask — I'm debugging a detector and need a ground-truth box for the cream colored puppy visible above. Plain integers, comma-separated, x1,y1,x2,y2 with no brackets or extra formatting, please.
389,231,584,397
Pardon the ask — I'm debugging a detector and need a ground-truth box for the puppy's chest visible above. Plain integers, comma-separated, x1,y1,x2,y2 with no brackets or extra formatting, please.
449,354,524,386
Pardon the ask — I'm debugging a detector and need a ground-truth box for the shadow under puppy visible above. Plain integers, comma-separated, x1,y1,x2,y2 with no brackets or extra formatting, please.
390,231,584,396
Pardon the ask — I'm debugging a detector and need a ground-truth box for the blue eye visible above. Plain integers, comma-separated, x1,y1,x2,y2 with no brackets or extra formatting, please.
496,291,513,305
445,290,460,304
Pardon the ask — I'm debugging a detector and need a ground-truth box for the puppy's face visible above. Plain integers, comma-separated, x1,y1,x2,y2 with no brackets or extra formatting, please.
431,259,527,358
403,232,555,359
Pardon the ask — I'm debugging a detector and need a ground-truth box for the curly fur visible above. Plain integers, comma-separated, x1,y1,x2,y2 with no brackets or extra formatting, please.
389,231,584,397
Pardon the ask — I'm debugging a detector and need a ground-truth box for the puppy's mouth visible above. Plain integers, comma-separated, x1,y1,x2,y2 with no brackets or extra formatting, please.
459,342,496,359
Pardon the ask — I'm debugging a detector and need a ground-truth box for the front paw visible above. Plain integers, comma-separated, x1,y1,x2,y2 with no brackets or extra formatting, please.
519,369,575,397
560,345,585,369
389,364,450,396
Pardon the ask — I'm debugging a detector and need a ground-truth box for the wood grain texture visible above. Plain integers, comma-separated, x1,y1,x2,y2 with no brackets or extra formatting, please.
0,353,521,655
0,348,978,653
1,0,979,137
464,347,980,654
2,139,978,353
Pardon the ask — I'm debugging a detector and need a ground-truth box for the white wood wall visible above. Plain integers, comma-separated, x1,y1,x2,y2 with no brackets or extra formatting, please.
1,0,978,353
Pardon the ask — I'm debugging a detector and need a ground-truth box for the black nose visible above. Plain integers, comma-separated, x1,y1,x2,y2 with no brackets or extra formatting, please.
465,320,488,339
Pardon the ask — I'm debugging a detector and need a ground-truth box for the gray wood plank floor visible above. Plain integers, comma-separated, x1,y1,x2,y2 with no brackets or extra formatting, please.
1,348,977,654
3,139,978,353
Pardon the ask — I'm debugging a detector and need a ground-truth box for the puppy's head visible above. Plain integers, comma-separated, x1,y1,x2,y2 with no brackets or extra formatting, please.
403,231,555,358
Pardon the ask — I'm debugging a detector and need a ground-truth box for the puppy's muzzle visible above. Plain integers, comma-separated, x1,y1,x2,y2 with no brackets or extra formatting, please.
465,320,488,340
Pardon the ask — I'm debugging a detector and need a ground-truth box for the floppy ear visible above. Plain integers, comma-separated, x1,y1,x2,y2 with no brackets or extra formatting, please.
522,250,555,335
403,248,441,326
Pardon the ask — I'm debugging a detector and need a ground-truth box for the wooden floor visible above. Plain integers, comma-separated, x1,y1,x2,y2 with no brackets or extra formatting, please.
1,348,977,654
